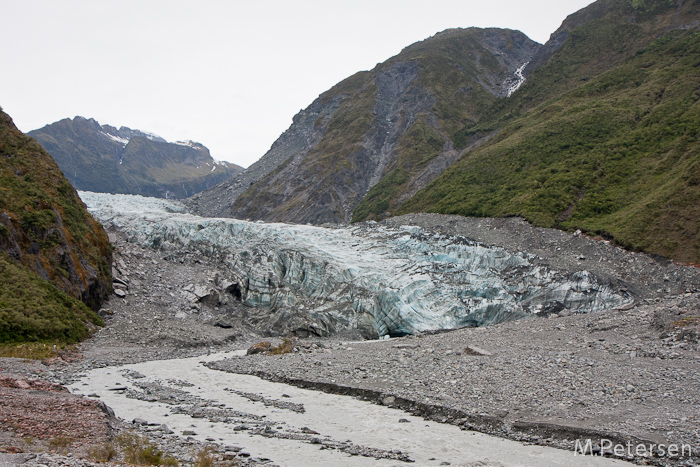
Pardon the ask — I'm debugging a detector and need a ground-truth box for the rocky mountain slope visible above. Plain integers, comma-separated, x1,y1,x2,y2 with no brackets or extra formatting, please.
188,28,540,223
0,108,110,343
400,0,700,263
29,117,243,199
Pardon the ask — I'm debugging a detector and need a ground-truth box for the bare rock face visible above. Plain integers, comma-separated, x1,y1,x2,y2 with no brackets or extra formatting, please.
187,95,345,218
84,192,630,339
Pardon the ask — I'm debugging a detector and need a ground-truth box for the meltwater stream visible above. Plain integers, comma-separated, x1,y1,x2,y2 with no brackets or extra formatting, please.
69,352,632,467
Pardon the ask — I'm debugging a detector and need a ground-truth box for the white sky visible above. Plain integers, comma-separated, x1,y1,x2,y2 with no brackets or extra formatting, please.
1,0,594,167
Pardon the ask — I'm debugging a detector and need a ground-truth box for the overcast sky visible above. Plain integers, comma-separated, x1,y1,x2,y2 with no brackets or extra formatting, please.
1,0,594,167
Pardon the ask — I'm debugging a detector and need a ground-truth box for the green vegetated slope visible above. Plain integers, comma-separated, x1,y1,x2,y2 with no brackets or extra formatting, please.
400,0,700,263
230,28,539,224
0,108,109,343
0,252,102,343
29,117,243,199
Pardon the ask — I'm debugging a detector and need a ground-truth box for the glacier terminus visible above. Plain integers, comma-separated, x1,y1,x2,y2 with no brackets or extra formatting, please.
82,192,632,339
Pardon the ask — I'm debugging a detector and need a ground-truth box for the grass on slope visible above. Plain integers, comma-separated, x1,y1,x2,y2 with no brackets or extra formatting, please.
0,251,103,344
349,29,536,223
390,28,517,136
400,29,700,263
0,109,112,294
465,0,687,137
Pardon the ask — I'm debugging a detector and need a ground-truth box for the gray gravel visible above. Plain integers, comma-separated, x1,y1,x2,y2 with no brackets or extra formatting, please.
209,296,700,464
4,213,700,466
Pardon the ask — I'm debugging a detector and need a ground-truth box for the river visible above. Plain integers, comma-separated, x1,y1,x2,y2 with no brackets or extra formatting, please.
69,351,632,467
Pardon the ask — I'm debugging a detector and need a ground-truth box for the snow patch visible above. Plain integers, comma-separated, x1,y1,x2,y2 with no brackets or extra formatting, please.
175,140,199,148
141,130,164,142
100,131,129,146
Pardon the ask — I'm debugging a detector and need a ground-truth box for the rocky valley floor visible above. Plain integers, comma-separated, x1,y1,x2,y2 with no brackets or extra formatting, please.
1,213,699,466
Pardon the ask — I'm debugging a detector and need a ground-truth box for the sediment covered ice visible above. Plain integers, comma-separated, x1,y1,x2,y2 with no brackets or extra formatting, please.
82,192,631,338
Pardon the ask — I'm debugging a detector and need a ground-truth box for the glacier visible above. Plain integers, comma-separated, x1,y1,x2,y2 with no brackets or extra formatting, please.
82,192,632,339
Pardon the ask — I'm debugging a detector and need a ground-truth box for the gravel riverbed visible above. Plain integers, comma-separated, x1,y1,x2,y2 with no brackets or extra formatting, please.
0,213,699,466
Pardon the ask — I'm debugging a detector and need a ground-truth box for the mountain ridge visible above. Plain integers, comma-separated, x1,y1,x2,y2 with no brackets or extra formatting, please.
29,117,243,199
400,0,700,263
190,0,700,263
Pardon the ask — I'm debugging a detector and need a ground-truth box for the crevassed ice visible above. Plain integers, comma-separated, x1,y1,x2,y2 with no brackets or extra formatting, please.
81,192,631,338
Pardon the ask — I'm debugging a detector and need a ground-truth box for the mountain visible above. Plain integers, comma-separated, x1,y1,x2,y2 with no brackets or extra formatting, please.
187,28,540,222
399,0,700,263
29,117,243,199
0,108,110,343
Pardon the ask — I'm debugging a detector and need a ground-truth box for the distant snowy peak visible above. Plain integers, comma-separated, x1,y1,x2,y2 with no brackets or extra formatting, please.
96,123,241,168
28,116,244,199
135,129,167,143
175,140,207,150
98,124,210,151
99,123,167,147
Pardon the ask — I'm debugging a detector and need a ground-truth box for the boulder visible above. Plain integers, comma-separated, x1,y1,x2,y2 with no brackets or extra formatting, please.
463,345,492,356
247,341,272,355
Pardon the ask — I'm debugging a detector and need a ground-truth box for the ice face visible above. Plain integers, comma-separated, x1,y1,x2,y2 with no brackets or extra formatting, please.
81,192,631,338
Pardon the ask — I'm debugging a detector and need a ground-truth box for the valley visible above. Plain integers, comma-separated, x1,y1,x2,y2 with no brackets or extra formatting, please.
2,193,699,466
3,1,700,465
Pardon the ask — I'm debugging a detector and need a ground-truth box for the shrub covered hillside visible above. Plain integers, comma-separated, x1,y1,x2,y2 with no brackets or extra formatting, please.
0,107,110,343
0,252,102,343
400,0,700,263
